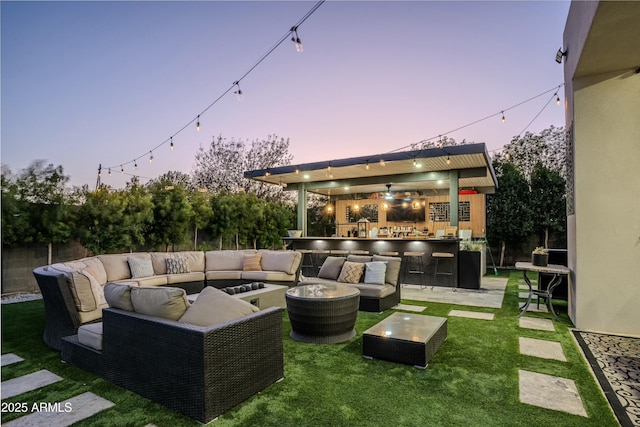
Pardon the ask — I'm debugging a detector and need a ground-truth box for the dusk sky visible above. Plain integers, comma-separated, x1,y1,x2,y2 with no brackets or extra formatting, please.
1,1,570,189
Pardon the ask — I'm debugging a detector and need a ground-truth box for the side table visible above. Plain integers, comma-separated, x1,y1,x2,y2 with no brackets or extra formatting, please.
515,262,570,321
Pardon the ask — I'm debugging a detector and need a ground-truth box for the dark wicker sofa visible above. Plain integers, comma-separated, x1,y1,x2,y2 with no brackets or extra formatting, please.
61,305,284,423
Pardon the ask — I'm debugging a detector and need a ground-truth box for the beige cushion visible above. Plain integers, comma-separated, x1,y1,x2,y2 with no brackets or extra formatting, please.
337,261,365,284
206,271,243,281
372,255,402,286
318,257,346,280
241,271,296,282
115,276,167,287
78,322,103,351
127,257,154,279
49,263,104,312
80,257,108,285
259,250,302,275
130,286,190,320
104,282,135,311
165,272,205,285
98,253,150,282
178,286,259,327
78,305,107,324
205,250,256,271
243,253,263,271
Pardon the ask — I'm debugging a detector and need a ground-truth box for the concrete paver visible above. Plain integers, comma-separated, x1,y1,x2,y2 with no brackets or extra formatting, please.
2,370,63,399
1,353,24,367
519,370,587,417
519,317,555,332
449,309,494,320
519,337,567,361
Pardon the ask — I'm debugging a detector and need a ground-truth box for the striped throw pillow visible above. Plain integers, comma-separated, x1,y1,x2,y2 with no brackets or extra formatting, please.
337,261,365,284
166,255,191,274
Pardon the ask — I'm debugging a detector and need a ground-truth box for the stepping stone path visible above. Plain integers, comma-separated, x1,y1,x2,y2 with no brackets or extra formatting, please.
1,353,114,426
393,303,426,312
517,290,588,418
448,309,494,320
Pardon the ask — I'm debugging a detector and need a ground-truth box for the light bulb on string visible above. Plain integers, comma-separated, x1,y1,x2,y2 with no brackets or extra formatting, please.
290,27,303,53
501,111,506,123
108,168,112,177
149,152,154,163
379,158,385,167
233,81,243,101
365,161,370,170
120,165,124,174
446,156,451,165
170,137,174,151
196,115,201,132
134,160,138,170
295,167,300,174
556,95,561,106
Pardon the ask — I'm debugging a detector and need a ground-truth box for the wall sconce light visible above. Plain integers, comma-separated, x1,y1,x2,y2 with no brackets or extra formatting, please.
555,48,567,64
412,200,421,210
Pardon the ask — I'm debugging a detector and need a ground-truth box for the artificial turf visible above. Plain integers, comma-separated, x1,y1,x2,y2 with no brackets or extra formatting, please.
1,270,618,426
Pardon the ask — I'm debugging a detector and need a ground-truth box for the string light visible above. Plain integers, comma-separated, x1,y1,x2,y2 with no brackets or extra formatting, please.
149,152,154,163
265,170,271,177
365,161,370,170
556,94,561,106
233,81,244,101
95,1,326,188
446,156,451,165
380,158,385,167
291,26,303,53
120,165,124,174
134,160,138,170
108,168,112,177
501,111,506,123
170,137,174,151
295,167,300,174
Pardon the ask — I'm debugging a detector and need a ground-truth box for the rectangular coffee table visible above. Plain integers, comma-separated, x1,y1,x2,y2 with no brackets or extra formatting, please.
188,283,288,310
363,312,447,368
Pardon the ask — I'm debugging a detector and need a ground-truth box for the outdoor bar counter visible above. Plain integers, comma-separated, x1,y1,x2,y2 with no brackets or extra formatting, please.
283,237,460,288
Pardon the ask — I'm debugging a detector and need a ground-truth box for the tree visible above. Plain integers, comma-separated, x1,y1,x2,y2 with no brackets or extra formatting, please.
256,200,295,249
1,171,31,247
499,125,566,179
530,163,566,248
192,134,293,201
6,161,73,263
189,189,213,250
121,182,154,251
486,161,533,266
147,179,193,251
411,136,475,150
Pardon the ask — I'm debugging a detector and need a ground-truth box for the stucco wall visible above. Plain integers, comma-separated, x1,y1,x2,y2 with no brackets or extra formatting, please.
571,71,640,337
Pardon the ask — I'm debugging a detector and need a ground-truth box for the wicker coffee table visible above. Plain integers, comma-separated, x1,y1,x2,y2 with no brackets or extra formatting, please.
285,283,360,344
363,312,447,368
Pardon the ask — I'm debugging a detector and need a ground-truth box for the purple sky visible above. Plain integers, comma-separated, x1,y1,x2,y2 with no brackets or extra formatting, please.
1,1,570,189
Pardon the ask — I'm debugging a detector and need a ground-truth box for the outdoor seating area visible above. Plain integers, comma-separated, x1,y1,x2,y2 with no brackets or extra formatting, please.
2,270,634,426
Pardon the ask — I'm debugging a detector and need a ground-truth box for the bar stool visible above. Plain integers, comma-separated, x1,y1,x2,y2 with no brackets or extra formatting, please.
402,251,426,288
311,249,331,275
432,252,455,291
349,249,369,255
378,251,399,256
298,249,315,277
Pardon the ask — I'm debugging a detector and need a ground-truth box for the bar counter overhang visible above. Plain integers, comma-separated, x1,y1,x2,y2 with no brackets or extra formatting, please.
283,236,460,288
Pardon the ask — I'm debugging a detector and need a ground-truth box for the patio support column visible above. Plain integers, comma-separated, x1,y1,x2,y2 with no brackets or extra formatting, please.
297,183,308,236
449,170,459,227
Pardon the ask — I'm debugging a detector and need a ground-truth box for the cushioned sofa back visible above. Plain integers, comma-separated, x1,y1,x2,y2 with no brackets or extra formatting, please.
259,250,302,275
150,251,206,275
205,250,257,271
98,253,151,282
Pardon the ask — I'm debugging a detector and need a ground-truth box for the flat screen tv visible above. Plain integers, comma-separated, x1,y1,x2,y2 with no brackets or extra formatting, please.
386,200,425,222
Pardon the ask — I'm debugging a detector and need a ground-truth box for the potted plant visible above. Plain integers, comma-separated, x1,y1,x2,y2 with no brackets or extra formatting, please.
531,247,549,266
459,240,483,289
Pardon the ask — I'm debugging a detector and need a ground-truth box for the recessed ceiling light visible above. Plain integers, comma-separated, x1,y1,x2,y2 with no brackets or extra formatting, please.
303,174,310,179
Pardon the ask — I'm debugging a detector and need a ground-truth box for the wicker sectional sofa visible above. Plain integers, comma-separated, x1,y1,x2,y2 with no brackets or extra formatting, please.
300,254,402,312
33,249,301,351
61,284,284,423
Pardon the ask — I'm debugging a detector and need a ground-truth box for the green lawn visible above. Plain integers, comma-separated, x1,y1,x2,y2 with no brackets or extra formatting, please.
1,270,618,426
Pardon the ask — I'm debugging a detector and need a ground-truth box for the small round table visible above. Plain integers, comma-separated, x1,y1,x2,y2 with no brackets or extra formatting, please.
285,283,360,344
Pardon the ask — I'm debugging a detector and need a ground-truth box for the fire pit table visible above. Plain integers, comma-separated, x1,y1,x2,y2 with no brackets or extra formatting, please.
285,283,360,344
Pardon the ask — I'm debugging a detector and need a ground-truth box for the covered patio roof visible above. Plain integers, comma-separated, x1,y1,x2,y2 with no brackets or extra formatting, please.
244,143,498,197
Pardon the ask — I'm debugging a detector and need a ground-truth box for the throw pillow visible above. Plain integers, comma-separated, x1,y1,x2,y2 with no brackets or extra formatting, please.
337,261,365,284
364,261,387,285
166,255,191,274
243,253,263,271
179,286,259,327
318,256,346,280
127,256,154,279
130,286,190,321
104,282,134,311
372,255,402,287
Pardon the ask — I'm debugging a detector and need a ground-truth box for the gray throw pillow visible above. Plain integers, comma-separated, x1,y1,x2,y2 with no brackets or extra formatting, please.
103,282,134,311
178,286,259,327
127,256,154,279
318,256,346,280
